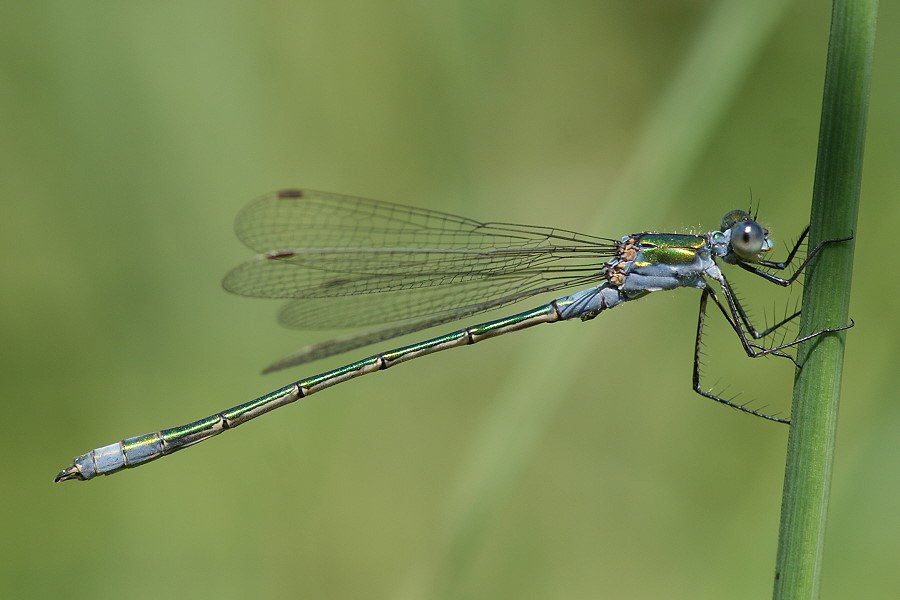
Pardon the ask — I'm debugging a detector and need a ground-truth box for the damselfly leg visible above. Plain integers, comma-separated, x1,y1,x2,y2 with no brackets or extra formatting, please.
737,228,854,286
692,231,854,423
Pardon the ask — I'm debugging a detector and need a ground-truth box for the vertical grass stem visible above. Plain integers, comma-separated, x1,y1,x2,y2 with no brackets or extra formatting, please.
773,0,876,597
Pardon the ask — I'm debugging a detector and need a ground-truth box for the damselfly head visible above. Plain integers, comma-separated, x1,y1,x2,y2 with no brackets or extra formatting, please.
721,210,772,262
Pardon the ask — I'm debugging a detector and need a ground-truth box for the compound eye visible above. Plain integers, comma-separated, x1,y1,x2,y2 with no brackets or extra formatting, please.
730,219,767,260
721,209,751,231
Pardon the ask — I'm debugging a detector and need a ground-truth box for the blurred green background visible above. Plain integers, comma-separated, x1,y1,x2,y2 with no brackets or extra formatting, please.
3,1,896,598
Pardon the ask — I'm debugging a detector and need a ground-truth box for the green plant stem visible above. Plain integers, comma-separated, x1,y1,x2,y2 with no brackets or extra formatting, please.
773,0,876,597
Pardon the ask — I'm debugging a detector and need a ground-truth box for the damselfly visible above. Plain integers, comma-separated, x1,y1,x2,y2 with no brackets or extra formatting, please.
55,189,851,482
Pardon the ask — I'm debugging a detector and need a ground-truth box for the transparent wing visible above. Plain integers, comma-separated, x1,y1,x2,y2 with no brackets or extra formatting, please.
224,189,614,329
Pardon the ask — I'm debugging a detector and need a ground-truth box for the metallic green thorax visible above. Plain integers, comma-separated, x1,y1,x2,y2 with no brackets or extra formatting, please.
633,233,706,266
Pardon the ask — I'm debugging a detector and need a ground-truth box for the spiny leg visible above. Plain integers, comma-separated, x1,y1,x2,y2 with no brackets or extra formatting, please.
692,284,853,422
737,230,853,286
712,276,798,364
727,282,801,341
723,231,852,342
692,287,790,423
713,277,852,360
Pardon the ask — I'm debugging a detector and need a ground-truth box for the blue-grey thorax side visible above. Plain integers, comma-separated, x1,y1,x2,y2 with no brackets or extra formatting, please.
555,230,726,321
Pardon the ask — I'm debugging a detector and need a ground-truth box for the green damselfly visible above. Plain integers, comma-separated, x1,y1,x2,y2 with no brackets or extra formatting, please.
55,189,851,482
